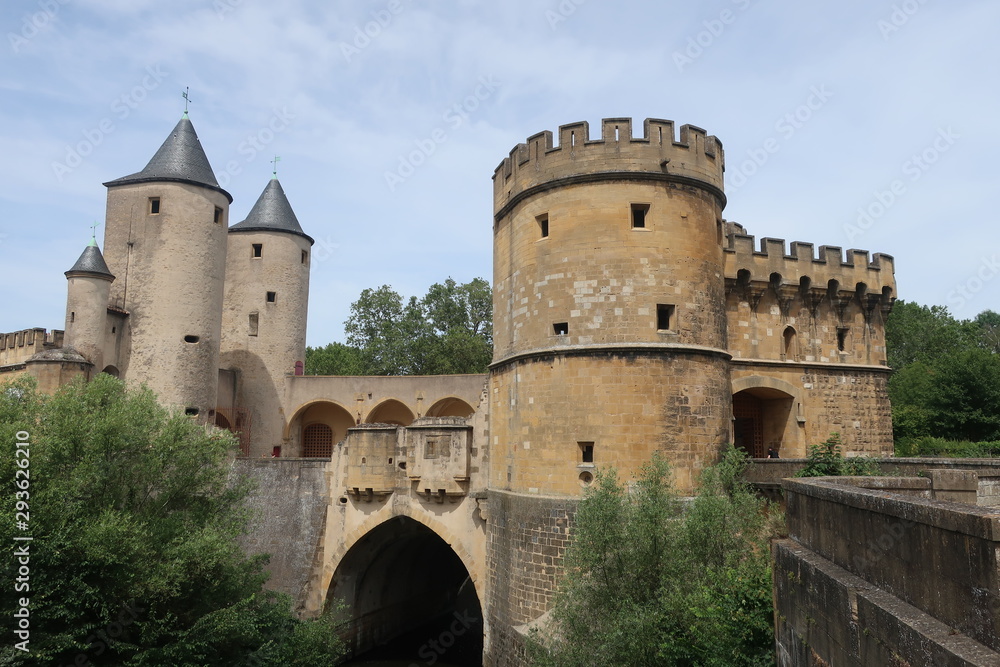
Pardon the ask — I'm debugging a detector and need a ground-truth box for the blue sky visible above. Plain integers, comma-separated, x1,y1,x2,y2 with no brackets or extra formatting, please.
1,0,997,345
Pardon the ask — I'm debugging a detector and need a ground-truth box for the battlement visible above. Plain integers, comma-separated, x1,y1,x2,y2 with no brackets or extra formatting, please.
493,118,725,218
0,328,65,368
724,230,895,297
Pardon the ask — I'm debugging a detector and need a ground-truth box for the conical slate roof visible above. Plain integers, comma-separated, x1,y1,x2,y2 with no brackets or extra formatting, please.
103,116,232,202
229,178,314,244
65,239,114,280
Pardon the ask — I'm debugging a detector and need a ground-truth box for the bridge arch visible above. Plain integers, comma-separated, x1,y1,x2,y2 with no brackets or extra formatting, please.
425,396,476,418
364,399,415,426
326,510,483,661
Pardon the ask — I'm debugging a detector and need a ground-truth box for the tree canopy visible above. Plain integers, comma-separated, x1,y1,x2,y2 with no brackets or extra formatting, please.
306,277,492,375
0,375,344,666
886,301,1000,446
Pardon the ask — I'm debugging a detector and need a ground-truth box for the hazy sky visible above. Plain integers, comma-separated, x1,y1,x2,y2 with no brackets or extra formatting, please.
2,0,997,346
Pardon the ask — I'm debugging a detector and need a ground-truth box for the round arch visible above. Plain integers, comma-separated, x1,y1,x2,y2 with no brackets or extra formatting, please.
327,511,483,661
365,399,415,426
731,375,803,458
100,365,120,378
285,400,356,457
425,396,476,418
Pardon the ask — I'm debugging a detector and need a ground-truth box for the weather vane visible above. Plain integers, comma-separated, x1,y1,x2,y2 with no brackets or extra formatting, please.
182,87,192,117
271,155,281,179
90,220,101,240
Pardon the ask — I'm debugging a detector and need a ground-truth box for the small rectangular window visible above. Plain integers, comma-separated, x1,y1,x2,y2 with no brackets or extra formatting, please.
837,327,848,352
248,312,259,336
149,197,160,215
553,322,568,335
301,250,308,264
631,203,649,228
252,243,262,258
657,304,675,331
579,442,594,463
214,207,223,224
266,291,277,303
537,213,549,238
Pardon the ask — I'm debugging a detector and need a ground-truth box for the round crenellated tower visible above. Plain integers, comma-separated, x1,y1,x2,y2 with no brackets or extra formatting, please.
490,118,732,495
220,176,313,456
100,114,232,418
63,238,115,372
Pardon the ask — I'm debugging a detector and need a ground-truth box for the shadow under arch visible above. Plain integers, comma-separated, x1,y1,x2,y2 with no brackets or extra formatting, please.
329,515,483,664
364,398,415,426
731,375,804,458
425,396,476,418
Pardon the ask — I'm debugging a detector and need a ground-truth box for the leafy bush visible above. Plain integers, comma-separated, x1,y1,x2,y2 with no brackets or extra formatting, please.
797,433,884,477
895,436,1000,458
528,446,780,667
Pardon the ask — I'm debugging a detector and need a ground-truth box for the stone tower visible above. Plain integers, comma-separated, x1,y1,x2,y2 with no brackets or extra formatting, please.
101,115,232,417
63,238,115,374
220,177,313,455
490,118,731,495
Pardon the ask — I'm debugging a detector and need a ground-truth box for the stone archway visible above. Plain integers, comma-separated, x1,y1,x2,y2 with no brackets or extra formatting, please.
425,396,476,418
365,399,415,426
329,516,483,664
286,400,355,457
731,376,803,458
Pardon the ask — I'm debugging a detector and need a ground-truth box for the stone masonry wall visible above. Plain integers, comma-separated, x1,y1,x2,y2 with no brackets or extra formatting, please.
231,458,330,612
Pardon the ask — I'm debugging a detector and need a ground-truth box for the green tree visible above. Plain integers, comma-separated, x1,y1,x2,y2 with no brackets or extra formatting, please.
885,300,977,370
529,447,777,667
927,348,1000,442
310,277,493,376
0,375,345,666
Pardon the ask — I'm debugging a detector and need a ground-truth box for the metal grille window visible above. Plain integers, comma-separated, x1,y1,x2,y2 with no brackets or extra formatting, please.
303,423,334,457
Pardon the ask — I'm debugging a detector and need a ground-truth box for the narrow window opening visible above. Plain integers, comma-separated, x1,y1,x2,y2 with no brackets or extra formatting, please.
579,442,594,463
272,446,282,458
837,327,848,352
631,203,650,228
248,312,259,336
70,312,75,323
184,407,199,416
252,243,262,258
553,322,568,335
301,250,308,264
148,197,160,215
537,213,549,238
657,304,675,331
266,291,277,303
214,207,223,224
183,335,200,344
614,126,619,141
571,131,576,147
111,326,116,334
783,326,797,360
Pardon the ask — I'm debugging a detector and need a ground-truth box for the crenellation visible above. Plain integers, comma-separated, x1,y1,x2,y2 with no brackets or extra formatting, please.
493,117,726,219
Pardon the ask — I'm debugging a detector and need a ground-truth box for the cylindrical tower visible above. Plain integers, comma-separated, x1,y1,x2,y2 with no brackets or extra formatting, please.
490,118,731,494
63,238,115,372
101,115,232,418
220,177,313,456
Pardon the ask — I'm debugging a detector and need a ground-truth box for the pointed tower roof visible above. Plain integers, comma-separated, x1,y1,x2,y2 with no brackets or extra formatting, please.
65,239,115,281
229,178,314,244
103,116,233,202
